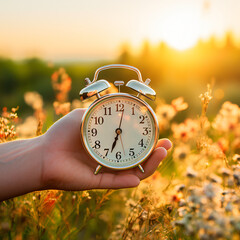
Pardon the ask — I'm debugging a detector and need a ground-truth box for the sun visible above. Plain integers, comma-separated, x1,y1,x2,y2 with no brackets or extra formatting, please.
149,3,202,51
163,10,201,51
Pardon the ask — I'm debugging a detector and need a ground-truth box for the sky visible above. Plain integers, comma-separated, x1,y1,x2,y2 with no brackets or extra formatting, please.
0,0,240,61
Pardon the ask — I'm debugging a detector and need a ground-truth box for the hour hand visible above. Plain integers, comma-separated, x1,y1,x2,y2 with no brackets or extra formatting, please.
111,134,119,152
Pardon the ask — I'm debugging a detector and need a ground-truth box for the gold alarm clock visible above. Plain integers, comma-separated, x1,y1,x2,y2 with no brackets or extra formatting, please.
79,64,159,174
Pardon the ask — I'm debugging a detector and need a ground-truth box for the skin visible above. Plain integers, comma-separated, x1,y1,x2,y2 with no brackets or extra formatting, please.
0,109,172,201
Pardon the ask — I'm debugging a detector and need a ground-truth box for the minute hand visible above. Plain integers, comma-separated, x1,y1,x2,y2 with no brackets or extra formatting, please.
118,110,124,129
111,110,124,153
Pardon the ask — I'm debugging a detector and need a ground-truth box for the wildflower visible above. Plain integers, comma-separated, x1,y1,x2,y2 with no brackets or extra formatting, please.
0,107,18,142
149,213,158,225
208,174,222,184
53,101,71,115
174,218,187,227
217,137,229,153
232,138,240,150
11,106,19,114
17,116,38,137
125,199,136,208
179,199,186,207
42,191,59,216
156,104,175,121
227,177,234,187
171,97,188,112
212,101,240,133
225,202,233,212
172,122,189,141
24,91,43,110
24,91,46,134
207,211,217,221
140,210,148,221
220,196,225,208
156,104,176,130
51,68,72,103
221,190,230,196
173,145,190,160
82,191,91,200
72,194,76,200
199,84,213,113
203,183,215,200
233,170,240,185
176,184,186,192
172,119,200,142
188,196,201,206
220,167,231,177
2,107,9,118
178,207,187,217
233,154,240,162
172,194,181,203
71,99,82,109
186,167,198,178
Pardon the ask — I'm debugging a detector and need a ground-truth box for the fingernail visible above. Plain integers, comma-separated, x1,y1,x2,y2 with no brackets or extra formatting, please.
157,147,168,158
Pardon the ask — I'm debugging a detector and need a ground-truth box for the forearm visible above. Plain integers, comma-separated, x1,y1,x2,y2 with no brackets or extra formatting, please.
0,136,44,201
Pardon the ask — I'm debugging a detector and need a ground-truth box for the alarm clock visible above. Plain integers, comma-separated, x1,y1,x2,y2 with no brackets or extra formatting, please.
79,64,159,174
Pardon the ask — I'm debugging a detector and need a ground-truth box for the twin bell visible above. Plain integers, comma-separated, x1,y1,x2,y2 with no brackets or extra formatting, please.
79,64,156,101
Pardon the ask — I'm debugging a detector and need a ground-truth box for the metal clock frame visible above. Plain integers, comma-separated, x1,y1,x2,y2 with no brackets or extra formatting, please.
80,93,159,174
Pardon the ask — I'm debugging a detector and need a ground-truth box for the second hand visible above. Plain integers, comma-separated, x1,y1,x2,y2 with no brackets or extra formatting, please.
119,134,125,155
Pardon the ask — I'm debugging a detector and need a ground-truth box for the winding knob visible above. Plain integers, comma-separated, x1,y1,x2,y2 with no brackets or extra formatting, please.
145,78,151,85
85,78,92,86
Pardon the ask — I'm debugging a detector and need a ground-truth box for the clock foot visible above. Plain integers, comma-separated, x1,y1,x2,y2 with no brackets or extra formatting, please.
138,164,144,173
94,165,102,175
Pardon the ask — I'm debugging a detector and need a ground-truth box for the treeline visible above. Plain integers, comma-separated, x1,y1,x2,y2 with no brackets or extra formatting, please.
0,33,240,113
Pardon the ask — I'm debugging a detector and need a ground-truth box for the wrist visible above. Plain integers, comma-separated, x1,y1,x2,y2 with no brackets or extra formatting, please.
0,135,45,200
20,136,45,193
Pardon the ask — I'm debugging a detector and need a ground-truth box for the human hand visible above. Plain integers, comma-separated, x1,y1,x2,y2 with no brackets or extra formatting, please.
41,109,172,191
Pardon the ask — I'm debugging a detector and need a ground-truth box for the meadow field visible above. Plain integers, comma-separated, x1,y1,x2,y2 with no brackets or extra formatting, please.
0,35,240,239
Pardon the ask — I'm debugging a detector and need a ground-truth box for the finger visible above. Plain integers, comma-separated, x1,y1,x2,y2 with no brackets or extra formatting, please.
156,138,172,150
94,173,140,189
122,147,167,180
138,147,167,180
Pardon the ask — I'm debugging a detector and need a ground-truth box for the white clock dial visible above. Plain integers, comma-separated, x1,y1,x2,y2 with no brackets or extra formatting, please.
81,94,158,170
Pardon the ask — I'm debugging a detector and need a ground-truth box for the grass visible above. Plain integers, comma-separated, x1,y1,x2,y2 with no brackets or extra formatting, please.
0,68,239,240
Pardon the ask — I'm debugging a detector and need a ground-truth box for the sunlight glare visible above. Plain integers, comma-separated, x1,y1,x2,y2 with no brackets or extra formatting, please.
150,3,202,51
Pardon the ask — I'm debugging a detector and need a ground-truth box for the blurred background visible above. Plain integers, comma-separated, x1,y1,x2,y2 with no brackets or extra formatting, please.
1,2,240,239
0,0,240,118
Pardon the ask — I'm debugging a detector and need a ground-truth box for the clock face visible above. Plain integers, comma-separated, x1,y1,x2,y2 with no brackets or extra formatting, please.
81,94,159,170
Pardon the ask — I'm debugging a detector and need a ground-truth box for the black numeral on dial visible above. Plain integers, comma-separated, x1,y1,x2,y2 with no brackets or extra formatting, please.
91,128,97,137
94,140,101,149
116,151,121,160
131,107,135,115
139,115,145,124
116,103,124,112
104,107,112,115
94,116,104,125
142,127,149,135
138,139,144,147
104,148,109,156
129,148,135,156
